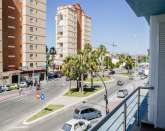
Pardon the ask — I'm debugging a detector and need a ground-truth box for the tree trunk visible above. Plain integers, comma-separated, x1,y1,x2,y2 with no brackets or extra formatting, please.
76,80,79,91
81,74,84,93
90,71,93,88
69,80,71,91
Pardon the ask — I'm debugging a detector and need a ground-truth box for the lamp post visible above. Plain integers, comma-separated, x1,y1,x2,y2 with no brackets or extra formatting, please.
95,72,109,115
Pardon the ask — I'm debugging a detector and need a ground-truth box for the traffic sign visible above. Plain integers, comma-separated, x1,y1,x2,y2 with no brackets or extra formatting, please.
40,89,46,104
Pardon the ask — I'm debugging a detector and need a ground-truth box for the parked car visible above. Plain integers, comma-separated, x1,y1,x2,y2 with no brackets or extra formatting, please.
0,86,3,93
117,89,128,98
109,70,115,75
19,81,27,88
48,72,55,80
9,84,18,90
117,80,124,86
26,80,33,87
55,71,64,78
62,119,91,131
1,85,10,91
73,106,102,120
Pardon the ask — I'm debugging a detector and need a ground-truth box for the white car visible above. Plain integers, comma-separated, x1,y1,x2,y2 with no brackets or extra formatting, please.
62,119,91,131
19,81,27,88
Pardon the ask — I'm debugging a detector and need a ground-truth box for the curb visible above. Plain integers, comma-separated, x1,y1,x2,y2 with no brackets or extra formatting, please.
83,78,114,84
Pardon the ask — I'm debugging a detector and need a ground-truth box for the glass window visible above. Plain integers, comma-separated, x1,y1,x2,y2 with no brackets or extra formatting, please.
30,54,33,58
30,63,33,67
74,109,80,114
30,27,33,32
79,121,85,126
63,124,72,131
30,45,33,50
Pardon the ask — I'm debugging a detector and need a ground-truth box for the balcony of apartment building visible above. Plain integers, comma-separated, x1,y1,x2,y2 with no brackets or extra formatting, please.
90,0,165,131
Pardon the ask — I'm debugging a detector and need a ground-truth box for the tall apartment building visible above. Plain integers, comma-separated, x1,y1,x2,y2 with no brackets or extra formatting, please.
55,3,92,66
0,0,46,84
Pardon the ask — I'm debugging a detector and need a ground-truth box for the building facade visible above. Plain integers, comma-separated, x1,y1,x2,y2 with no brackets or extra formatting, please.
55,3,92,66
0,0,46,84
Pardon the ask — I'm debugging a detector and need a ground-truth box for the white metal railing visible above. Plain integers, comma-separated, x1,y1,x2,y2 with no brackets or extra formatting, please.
90,86,153,131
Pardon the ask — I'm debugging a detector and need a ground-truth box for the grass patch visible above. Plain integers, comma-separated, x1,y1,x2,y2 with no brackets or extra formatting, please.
64,87,103,97
27,104,64,122
118,72,130,76
84,76,111,83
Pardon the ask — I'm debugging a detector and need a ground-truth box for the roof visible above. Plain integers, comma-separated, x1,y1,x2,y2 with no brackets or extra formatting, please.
126,0,165,22
76,106,90,110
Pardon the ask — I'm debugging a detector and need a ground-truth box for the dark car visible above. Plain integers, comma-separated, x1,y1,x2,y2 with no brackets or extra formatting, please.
0,86,3,93
26,80,33,87
73,106,102,120
48,72,55,80
55,71,64,78
117,89,128,98
117,80,124,86
109,70,115,75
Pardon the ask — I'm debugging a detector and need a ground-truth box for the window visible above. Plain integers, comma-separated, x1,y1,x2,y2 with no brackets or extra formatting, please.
36,54,37,57
30,27,34,32
30,35,34,41
30,17,33,22
30,63,33,67
30,54,33,58
30,8,34,14
30,45,33,50
36,63,37,66
36,45,37,49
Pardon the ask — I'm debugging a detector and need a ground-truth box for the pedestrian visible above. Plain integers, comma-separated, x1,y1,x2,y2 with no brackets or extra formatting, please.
19,87,23,95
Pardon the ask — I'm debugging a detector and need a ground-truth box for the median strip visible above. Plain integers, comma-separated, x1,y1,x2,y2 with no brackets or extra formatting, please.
26,104,64,122
64,87,103,97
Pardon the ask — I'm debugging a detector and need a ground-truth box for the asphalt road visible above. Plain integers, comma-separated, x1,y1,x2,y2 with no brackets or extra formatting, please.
0,78,68,131
10,75,132,131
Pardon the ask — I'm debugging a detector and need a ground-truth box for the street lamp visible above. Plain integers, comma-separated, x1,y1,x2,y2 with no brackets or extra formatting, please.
95,72,109,115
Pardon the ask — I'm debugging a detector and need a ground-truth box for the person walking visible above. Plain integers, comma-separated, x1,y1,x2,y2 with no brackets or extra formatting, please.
19,87,23,95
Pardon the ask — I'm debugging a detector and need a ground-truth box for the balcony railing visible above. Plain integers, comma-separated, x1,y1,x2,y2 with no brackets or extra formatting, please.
90,86,154,131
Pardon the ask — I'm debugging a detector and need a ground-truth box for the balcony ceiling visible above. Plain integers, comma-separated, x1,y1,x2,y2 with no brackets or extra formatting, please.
126,0,165,22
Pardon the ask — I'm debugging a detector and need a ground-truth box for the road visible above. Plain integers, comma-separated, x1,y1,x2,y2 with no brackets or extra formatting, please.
0,78,68,131
7,75,135,131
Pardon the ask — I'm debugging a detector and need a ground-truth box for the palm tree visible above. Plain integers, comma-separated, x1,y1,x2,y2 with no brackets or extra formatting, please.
62,56,77,91
104,55,114,70
83,43,99,88
125,56,135,74
97,44,107,77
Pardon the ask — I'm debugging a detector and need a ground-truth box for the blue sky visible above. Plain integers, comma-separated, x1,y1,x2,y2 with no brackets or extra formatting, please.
47,0,149,55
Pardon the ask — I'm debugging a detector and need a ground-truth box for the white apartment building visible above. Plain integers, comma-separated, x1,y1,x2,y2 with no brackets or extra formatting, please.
81,13,92,49
55,5,77,65
55,4,92,67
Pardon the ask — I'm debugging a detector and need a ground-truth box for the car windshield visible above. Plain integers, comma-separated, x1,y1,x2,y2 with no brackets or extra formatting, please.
74,109,80,114
119,90,124,92
63,123,72,131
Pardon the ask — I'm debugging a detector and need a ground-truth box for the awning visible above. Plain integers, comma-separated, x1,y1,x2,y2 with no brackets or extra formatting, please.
126,0,165,22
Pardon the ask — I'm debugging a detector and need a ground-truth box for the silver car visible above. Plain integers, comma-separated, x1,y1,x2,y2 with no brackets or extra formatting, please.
73,106,102,120
117,89,128,98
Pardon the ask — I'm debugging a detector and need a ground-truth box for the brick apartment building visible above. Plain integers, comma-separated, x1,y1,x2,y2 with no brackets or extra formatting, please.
0,0,46,85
